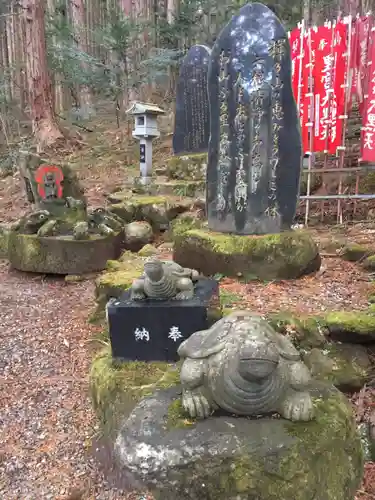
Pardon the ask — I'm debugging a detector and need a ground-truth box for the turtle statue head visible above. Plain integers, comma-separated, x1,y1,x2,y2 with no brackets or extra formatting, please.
238,334,279,382
144,257,164,282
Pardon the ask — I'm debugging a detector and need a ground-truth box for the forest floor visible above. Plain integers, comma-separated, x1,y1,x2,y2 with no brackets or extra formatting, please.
0,115,374,499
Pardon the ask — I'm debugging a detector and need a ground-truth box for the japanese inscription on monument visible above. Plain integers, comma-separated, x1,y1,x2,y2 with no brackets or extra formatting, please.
206,2,302,235
173,45,211,155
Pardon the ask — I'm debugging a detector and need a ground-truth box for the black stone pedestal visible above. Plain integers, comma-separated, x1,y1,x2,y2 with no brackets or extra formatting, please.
107,278,220,362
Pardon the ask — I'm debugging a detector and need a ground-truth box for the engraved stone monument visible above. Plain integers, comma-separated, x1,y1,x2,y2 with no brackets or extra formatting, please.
173,44,211,155
206,2,302,235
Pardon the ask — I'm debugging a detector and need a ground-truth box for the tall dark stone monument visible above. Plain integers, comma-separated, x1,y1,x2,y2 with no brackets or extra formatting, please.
206,3,302,235
173,45,211,155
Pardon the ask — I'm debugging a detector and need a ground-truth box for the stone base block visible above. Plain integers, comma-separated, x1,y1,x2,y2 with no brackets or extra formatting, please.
7,231,123,274
173,225,321,280
107,277,220,362
113,384,363,500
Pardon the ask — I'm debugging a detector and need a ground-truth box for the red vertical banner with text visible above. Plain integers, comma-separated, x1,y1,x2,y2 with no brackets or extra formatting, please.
349,18,359,111
357,16,371,114
301,30,313,153
290,27,301,104
360,28,375,161
312,25,333,152
329,20,348,154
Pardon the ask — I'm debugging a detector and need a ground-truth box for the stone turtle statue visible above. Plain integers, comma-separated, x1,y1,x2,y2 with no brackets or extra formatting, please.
130,257,200,301
178,311,315,422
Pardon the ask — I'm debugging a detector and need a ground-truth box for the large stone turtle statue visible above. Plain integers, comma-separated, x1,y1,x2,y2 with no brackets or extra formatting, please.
178,311,315,422
130,257,200,300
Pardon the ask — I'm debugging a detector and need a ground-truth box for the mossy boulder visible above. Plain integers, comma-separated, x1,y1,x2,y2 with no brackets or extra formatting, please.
267,312,327,349
362,254,375,271
90,346,180,436
166,153,207,181
113,384,363,500
0,224,9,258
173,226,320,281
109,194,195,231
95,252,144,309
138,244,158,257
124,221,153,252
303,344,372,391
7,230,122,274
325,311,375,344
341,244,373,262
156,179,205,198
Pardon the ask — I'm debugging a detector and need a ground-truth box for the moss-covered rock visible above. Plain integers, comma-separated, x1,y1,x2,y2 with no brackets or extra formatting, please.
341,244,373,262
95,252,144,309
110,194,195,231
7,230,122,274
156,179,205,198
325,311,375,344
138,244,158,257
267,311,327,349
124,221,153,251
0,224,9,258
166,153,207,181
303,344,372,391
113,384,363,500
362,254,375,271
90,346,180,435
173,226,321,281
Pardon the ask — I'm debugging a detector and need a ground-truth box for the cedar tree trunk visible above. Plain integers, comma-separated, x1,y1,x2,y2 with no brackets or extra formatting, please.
22,0,66,151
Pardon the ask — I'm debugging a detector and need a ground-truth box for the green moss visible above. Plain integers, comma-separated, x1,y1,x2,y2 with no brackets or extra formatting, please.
90,346,180,434
267,312,327,349
0,225,9,258
166,153,207,181
325,311,375,336
341,244,372,262
7,230,121,274
362,254,375,271
138,244,158,257
173,227,320,281
303,345,371,390
220,289,243,308
165,398,196,429
160,390,363,499
170,214,203,239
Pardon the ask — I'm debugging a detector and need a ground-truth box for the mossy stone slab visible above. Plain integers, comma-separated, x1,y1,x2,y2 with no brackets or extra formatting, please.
325,311,375,344
7,231,123,275
173,226,320,280
113,383,363,500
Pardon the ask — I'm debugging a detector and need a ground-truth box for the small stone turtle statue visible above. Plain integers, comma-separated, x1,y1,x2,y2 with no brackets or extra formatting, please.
178,311,315,422
130,257,200,301
11,210,51,234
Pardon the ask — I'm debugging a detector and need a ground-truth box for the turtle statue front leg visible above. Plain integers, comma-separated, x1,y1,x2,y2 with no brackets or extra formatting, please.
279,389,314,422
180,358,213,419
278,361,314,422
130,278,147,300
174,277,195,300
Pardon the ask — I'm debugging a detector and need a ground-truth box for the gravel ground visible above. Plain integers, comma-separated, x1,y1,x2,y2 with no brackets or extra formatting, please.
0,261,136,500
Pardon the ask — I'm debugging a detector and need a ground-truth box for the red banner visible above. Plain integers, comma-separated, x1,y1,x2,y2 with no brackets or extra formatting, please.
312,25,333,152
357,16,371,113
300,30,313,153
349,19,359,111
361,28,375,161
329,21,348,154
290,27,302,104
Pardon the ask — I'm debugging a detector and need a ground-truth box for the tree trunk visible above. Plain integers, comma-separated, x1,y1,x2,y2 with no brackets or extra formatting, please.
22,0,66,151
70,0,93,117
